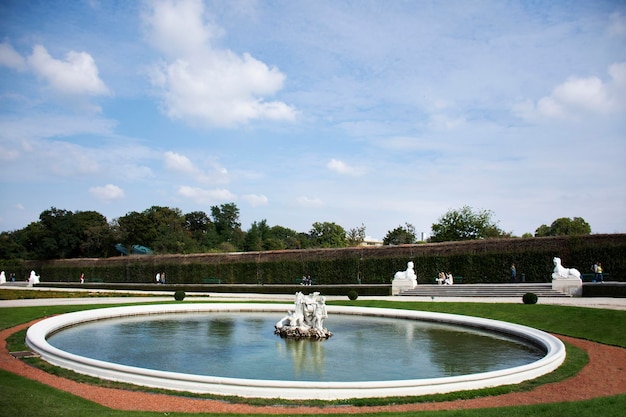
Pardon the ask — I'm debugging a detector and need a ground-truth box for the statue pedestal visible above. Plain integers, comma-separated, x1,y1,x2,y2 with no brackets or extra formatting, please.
552,278,582,297
392,279,417,295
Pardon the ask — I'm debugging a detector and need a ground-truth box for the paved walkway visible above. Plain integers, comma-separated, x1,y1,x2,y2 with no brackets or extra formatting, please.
1,285,625,309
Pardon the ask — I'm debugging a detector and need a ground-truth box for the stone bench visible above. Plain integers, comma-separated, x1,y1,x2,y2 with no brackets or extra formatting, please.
581,273,610,282
202,278,221,284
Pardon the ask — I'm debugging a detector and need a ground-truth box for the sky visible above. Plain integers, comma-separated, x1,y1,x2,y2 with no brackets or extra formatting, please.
0,0,625,241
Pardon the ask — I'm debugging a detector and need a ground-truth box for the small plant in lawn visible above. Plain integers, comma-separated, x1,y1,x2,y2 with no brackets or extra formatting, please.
522,292,538,304
174,290,186,301
347,289,358,300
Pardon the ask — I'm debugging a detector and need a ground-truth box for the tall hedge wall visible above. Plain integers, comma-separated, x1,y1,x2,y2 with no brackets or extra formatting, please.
1,235,624,285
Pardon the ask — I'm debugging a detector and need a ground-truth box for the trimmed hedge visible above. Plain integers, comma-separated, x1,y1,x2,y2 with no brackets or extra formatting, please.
522,292,538,304
3,235,624,286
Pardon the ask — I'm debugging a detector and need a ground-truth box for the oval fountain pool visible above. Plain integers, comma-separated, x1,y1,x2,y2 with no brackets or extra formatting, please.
26,303,566,400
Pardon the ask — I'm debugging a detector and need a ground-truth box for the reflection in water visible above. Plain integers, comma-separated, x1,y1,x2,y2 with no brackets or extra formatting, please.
279,338,326,378
47,312,544,382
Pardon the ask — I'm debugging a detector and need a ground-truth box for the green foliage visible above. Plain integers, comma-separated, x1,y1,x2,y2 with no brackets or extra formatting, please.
3,235,624,286
383,223,416,245
309,222,348,248
347,289,359,300
535,216,592,236
522,292,538,304
430,206,506,242
346,223,367,246
173,290,186,301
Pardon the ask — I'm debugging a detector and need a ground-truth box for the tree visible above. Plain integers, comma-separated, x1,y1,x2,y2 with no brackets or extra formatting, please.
115,210,156,248
74,210,113,257
269,225,303,249
309,222,347,248
430,206,505,242
184,211,219,250
211,203,242,249
383,223,416,245
244,220,270,251
346,224,366,246
143,206,197,253
535,217,591,237
38,208,82,259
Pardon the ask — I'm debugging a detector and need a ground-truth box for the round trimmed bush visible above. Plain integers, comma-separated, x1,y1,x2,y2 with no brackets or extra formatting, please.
522,292,538,304
347,289,358,300
174,290,186,301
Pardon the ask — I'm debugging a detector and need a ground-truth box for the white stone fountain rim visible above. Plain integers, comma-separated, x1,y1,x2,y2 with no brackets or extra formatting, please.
26,303,566,400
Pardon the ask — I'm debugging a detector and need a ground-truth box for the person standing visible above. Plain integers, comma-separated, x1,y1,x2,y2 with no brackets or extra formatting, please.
510,263,516,283
595,262,604,283
80,273,85,284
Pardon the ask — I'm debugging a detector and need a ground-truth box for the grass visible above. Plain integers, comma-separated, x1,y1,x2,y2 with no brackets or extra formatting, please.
0,298,625,416
0,288,159,300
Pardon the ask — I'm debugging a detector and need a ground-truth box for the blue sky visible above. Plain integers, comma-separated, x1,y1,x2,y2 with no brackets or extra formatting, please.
1,0,625,241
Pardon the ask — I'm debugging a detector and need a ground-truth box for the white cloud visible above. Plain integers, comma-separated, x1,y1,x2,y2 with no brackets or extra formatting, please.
89,184,124,201
27,45,109,96
144,0,296,127
143,0,216,58
0,41,27,71
327,158,366,176
296,196,324,208
242,194,268,207
514,62,626,121
177,185,235,204
163,151,229,184
164,151,196,173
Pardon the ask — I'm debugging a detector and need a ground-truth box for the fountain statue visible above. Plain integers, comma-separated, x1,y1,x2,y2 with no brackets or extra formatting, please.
275,292,332,339
391,261,418,295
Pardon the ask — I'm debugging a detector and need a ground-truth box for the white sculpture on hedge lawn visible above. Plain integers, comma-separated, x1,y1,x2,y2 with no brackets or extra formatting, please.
275,292,332,339
28,270,40,286
552,257,581,280
551,257,582,297
392,261,418,295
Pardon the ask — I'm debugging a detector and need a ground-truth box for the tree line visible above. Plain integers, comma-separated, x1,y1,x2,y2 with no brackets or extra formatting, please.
0,203,591,260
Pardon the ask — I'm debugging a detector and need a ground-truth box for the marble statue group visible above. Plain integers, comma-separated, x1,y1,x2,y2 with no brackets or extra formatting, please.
275,291,332,339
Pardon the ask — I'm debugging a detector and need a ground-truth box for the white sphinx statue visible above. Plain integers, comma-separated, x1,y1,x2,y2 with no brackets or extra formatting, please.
551,257,582,297
0,271,6,284
552,257,581,280
275,292,332,339
392,261,417,295
28,270,40,286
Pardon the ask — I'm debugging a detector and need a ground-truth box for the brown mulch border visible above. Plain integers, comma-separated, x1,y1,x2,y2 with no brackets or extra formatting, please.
2,320,625,414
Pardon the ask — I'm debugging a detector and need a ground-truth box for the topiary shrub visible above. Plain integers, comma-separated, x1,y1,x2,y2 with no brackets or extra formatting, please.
174,290,186,301
347,289,358,300
522,292,538,304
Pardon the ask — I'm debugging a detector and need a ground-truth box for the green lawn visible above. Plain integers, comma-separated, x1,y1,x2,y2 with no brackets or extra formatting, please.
1,299,625,416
